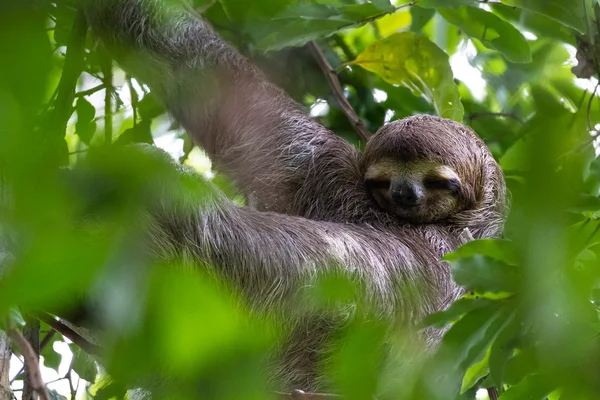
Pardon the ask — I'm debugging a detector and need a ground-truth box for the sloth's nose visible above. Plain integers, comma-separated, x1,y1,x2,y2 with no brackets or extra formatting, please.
391,181,423,207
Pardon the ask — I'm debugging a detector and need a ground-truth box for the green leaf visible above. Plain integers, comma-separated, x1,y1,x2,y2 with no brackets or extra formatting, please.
354,32,464,121
423,297,493,328
410,6,436,32
500,0,585,33
451,255,521,293
276,3,339,19
489,314,520,388
75,97,96,145
499,373,554,400
504,347,538,385
416,0,477,7
70,344,98,383
41,332,63,373
339,4,384,20
444,239,519,265
115,120,154,146
253,18,350,51
461,346,490,393
248,2,398,51
437,6,532,63
491,4,576,45
137,93,165,120
331,321,386,399
439,300,511,375
219,0,294,21
370,0,394,13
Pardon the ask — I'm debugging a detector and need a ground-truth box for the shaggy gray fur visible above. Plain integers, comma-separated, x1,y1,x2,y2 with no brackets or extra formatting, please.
83,0,507,392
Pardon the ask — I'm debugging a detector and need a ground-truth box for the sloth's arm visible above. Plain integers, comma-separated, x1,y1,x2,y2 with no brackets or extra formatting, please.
83,0,355,211
149,191,450,320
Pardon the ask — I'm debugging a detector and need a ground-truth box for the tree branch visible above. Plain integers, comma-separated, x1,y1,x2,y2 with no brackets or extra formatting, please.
7,329,49,400
307,41,371,142
31,313,102,356
75,84,107,98
47,10,88,160
22,320,40,400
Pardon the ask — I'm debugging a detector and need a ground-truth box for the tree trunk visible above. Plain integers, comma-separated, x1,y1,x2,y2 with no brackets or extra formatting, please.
0,330,12,400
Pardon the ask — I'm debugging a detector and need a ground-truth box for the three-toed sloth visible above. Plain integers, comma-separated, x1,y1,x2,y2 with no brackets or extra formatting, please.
82,0,507,392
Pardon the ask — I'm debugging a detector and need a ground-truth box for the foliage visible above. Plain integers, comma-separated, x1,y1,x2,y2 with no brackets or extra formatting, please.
1,0,600,399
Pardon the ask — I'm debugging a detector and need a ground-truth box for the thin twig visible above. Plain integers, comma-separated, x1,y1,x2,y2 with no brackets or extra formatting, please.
39,331,56,351
74,84,107,98
308,41,371,141
31,313,102,356
7,329,49,400
127,75,139,127
100,53,114,146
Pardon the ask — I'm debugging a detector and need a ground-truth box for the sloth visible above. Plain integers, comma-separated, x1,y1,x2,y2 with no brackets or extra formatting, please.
81,0,508,393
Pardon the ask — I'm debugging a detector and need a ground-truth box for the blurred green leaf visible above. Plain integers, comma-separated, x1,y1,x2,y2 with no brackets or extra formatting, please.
491,4,576,45
137,93,165,120
410,6,436,32
219,0,294,21
370,0,394,12
451,255,521,293
424,297,494,328
499,373,554,400
252,18,350,51
115,120,154,145
354,31,464,121
489,313,520,388
461,346,490,393
435,300,513,392
438,6,532,63
331,321,386,400
444,239,519,265
499,0,586,33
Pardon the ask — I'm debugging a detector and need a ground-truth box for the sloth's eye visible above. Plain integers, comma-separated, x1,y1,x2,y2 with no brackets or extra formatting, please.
365,178,391,190
423,177,460,191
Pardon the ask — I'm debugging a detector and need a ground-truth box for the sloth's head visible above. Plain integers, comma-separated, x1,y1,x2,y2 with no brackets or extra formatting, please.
361,114,506,226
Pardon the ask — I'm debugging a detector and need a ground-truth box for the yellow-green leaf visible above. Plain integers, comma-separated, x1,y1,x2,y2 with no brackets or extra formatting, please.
354,32,463,121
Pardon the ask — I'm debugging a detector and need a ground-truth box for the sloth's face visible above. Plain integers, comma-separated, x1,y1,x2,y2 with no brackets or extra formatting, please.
364,158,463,223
